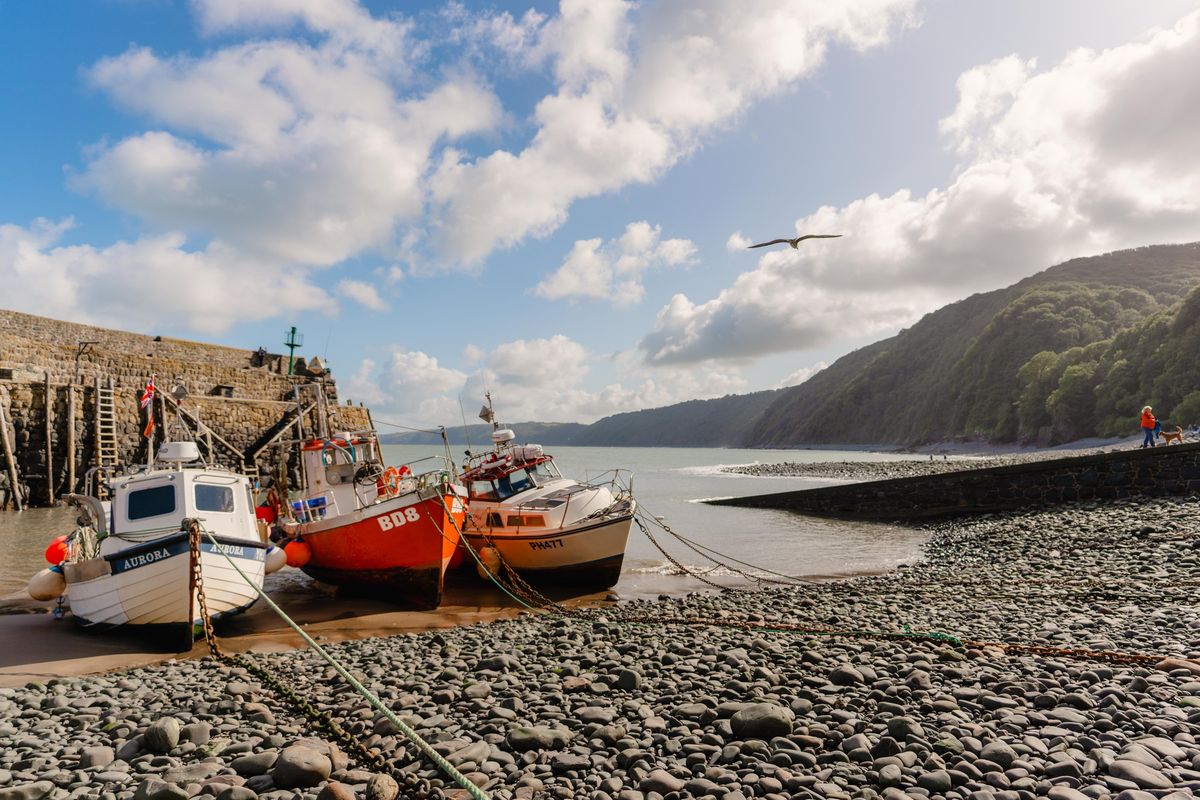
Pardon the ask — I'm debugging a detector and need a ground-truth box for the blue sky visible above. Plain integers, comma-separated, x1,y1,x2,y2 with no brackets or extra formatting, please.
3,0,1200,425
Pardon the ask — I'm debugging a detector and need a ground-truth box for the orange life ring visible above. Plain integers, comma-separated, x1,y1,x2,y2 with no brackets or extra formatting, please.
377,466,401,498
398,465,412,478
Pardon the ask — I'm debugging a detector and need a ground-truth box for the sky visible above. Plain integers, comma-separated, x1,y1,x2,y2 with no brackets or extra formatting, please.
3,0,1200,428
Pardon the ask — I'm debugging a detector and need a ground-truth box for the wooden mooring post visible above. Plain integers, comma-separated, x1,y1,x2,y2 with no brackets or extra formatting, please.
0,394,23,512
66,384,76,495
44,371,54,506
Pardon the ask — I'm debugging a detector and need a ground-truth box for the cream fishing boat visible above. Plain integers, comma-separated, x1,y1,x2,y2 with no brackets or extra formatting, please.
27,441,283,646
459,398,635,588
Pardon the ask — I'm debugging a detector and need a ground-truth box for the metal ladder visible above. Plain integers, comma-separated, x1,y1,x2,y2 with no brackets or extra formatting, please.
93,376,119,498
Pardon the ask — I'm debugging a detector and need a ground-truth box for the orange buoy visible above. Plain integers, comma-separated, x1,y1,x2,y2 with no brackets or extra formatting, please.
283,540,312,568
44,535,69,565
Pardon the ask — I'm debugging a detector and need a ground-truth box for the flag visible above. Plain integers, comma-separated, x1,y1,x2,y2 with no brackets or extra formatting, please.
140,375,156,439
139,375,156,409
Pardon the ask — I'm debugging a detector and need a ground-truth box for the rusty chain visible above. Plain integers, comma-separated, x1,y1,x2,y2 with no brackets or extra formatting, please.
186,522,437,796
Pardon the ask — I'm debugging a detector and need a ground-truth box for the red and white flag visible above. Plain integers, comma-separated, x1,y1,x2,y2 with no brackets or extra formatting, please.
139,375,156,409
141,375,156,439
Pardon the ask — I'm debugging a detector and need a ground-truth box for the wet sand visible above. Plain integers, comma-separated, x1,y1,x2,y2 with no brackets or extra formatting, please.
0,574,610,688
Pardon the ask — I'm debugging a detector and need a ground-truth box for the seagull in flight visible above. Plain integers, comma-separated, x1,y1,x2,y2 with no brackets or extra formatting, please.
748,234,842,249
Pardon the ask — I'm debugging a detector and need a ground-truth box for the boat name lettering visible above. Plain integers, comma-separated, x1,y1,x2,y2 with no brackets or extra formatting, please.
121,547,171,570
209,543,246,558
528,539,563,550
378,507,421,531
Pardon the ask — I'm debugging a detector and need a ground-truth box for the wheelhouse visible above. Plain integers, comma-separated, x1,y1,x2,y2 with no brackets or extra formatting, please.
465,456,562,501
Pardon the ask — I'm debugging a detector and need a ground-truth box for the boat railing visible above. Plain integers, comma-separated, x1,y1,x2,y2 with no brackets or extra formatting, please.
582,468,635,497
291,489,341,524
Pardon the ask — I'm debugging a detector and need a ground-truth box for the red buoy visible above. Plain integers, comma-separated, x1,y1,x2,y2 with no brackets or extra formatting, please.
44,535,69,565
283,540,312,568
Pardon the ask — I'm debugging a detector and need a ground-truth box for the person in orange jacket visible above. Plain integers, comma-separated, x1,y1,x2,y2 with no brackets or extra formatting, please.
1140,405,1157,448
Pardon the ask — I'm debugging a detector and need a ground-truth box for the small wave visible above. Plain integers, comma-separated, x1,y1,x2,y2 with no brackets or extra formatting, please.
688,496,733,503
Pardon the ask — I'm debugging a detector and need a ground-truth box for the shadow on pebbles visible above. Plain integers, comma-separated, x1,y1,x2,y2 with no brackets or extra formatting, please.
2,495,1200,800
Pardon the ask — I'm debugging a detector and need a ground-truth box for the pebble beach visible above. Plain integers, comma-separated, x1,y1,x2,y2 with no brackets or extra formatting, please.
3,493,1200,800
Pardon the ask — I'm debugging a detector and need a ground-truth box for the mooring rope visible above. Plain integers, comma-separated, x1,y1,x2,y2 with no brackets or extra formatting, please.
197,525,493,800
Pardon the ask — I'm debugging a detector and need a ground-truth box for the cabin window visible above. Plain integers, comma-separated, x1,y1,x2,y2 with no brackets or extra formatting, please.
486,512,505,527
507,515,545,527
195,484,236,513
470,480,498,501
128,485,176,520
495,472,533,500
530,461,560,481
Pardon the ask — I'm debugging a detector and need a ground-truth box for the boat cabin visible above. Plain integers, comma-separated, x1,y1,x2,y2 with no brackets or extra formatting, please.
99,441,258,557
465,454,563,502
297,434,389,519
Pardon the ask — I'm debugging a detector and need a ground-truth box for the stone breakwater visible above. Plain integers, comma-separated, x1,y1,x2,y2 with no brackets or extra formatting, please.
724,451,1113,481
2,495,1200,800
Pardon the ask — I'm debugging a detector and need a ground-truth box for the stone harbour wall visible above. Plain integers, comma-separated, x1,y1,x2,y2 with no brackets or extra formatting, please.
0,310,373,507
709,441,1200,520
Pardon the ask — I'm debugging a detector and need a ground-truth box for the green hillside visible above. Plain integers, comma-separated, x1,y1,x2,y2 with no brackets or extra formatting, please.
748,243,1200,446
570,389,783,447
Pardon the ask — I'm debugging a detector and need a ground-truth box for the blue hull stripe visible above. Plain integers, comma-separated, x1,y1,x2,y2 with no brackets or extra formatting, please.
107,531,265,576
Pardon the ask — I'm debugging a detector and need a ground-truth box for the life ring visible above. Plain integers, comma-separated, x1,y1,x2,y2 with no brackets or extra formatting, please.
377,466,401,498
398,465,412,478
484,454,510,472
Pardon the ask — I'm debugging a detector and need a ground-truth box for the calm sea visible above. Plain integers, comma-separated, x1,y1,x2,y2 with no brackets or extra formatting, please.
0,445,931,600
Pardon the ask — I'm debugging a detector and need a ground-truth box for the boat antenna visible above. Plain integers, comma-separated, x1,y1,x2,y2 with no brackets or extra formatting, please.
458,394,473,458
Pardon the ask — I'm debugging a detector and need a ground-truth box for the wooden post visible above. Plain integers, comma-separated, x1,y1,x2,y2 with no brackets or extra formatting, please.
44,371,54,506
66,385,76,495
0,395,23,512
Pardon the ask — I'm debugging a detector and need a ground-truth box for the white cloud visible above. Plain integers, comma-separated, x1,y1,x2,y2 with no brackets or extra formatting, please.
643,10,1200,364
429,0,919,264
0,218,330,334
78,5,501,268
726,231,752,250
534,220,695,306
336,279,388,311
346,347,468,426
1,0,916,343
779,361,828,388
351,333,749,426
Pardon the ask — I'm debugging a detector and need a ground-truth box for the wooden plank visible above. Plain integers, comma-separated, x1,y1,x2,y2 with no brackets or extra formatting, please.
44,371,54,506
66,385,76,495
0,396,23,512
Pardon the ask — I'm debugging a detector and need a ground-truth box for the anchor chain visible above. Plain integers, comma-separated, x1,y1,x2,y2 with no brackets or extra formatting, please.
185,523,434,796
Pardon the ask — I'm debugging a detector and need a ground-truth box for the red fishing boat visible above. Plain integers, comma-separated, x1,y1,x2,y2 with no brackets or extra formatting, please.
279,431,467,608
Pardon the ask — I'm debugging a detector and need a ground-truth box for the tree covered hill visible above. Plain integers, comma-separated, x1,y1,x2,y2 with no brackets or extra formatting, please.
748,243,1200,446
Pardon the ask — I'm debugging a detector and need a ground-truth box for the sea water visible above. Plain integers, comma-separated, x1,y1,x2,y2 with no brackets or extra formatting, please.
0,446,931,600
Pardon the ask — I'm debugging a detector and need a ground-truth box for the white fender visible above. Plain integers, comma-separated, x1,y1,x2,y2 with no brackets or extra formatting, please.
264,546,287,575
28,567,66,601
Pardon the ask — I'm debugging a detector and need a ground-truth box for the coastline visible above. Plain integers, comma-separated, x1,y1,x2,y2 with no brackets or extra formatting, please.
723,439,1143,480
2,493,1199,799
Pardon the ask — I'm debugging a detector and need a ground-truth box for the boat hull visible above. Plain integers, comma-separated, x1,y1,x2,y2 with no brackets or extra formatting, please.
64,531,266,640
464,511,633,589
292,490,465,608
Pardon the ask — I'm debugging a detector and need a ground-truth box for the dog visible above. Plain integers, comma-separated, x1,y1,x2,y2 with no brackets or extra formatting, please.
1160,425,1185,445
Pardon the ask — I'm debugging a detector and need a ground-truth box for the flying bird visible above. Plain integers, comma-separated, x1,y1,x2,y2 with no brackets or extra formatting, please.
748,234,842,249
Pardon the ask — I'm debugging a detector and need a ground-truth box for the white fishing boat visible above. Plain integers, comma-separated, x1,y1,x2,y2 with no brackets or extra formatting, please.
460,402,635,588
27,441,284,646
